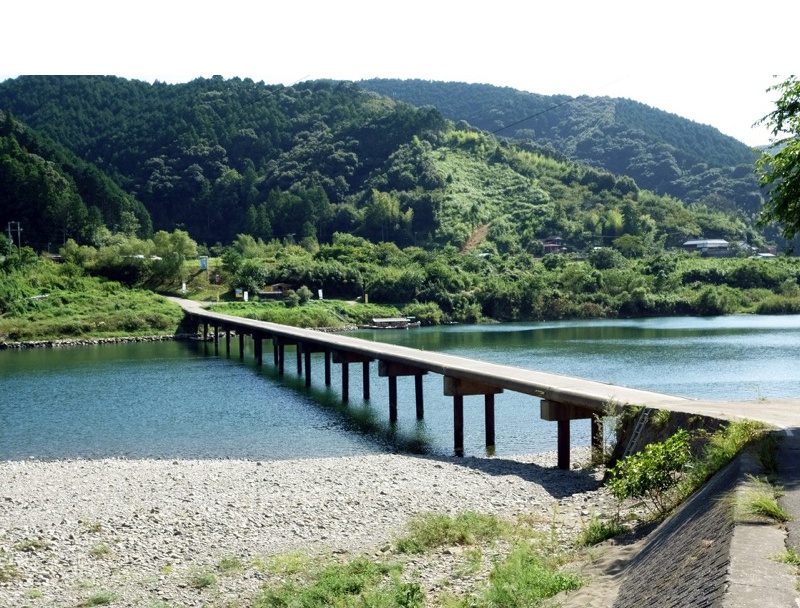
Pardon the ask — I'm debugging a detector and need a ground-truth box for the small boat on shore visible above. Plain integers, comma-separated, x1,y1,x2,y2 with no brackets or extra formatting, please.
359,317,421,330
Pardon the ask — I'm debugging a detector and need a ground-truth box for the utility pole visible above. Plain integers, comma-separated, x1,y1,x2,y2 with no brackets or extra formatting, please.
7,221,22,249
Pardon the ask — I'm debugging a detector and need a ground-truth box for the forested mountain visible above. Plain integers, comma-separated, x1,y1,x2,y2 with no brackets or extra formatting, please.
0,109,151,249
359,79,764,216
0,75,761,254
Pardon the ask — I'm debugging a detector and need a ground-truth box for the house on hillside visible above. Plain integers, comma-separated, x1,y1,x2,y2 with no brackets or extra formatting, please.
258,283,292,299
682,239,732,257
542,236,566,254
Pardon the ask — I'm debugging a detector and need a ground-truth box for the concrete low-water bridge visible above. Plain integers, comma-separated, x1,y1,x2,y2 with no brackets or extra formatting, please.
173,298,800,468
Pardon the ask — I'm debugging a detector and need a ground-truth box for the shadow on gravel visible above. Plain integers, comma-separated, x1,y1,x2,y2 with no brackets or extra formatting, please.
411,453,602,499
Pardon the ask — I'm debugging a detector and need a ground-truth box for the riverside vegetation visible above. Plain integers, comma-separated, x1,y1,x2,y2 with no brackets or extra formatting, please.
3,230,800,342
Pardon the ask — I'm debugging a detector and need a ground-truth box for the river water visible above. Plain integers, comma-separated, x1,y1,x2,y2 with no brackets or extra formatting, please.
2,315,799,461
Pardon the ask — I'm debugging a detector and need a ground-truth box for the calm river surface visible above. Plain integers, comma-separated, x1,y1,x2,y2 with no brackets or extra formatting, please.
2,315,799,461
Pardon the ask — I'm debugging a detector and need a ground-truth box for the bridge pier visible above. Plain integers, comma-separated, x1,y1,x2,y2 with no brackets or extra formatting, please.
541,400,599,470
225,327,231,357
300,343,329,388
444,377,504,454
253,332,263,365
276,339,301,376
238,329,245,359
333,351,373,402
379,361,427,423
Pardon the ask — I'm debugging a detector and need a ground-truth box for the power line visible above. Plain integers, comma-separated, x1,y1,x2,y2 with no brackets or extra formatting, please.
490,77,630,136
491,96,580,135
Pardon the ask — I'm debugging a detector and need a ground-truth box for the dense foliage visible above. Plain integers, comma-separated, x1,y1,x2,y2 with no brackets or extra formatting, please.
0,109,151,248
757,75,800,238
359,78,764,216
0,75,768,257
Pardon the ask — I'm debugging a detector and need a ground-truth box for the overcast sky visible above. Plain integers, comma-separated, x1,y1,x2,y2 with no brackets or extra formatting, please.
3,0,796,147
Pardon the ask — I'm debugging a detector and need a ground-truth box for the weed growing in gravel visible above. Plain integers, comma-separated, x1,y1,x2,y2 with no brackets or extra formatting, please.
576,514,626,547
24,588,43,599
89,543,111,558
439,542,582,608
265,550,313,575
77,591,116,606
14,538,50,552
85,521,104,534
454,548,484,578
253,557,420,608
394,511,509,553
481,542,582,606
187,568,217,589
0,561,19,582
217,556,244,574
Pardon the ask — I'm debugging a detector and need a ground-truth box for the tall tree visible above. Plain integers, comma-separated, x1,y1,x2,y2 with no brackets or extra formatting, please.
756,76,800,237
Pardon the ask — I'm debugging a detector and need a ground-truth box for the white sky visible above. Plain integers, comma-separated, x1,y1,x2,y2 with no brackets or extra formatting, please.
3,0,797,147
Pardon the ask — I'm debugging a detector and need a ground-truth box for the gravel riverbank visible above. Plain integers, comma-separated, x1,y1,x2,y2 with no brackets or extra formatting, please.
0,450,612,607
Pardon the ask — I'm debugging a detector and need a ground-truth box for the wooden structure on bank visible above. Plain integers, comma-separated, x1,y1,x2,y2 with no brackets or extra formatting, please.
175,298,702,469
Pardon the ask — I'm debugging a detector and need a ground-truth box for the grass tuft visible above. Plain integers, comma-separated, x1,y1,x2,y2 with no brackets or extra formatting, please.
187,568,217,589
740,475,790,522
576,515,626,547
253,557,417,608
395,511,508,554
77,591,115,606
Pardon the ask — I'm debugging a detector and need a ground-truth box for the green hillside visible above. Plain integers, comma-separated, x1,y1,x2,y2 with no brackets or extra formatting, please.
359,79,764,216
0,75,760,256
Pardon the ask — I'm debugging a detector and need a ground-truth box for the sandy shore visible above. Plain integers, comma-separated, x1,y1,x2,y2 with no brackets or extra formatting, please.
0,450,613,607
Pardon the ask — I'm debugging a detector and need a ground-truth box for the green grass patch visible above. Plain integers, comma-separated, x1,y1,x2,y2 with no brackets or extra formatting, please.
253,556,420,608
217,556,244,574
77,591,116,606
210,299,403,329
477,542,581,607
394,511,509,554
89,543,111,558
0,259,184,341
187,568,217,589
739,475,790,522
576,515,627,547
0,561,19,582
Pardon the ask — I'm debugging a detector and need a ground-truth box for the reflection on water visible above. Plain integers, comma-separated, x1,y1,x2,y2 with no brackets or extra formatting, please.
2,315,799,461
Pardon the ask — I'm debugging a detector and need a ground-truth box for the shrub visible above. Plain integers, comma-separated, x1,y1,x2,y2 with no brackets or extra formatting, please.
607,429,692,516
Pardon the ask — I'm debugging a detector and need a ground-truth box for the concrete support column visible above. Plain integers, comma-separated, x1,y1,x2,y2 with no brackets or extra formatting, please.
415,375,424,419
324,351,332,386
333,351,374,404
304,346,312,388
444,377,503,453
540,399,597,471
300,344,329,389
557,420,571,470
254,332,263,366
379,361,428,424
238,330,245,359
362,361,370,400
225,327,231,357
341,362,350,402
454,395,464,456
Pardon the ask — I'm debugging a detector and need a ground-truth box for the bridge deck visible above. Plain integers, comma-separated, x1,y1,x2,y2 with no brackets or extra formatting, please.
175,298,689,412
172,298,800,466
